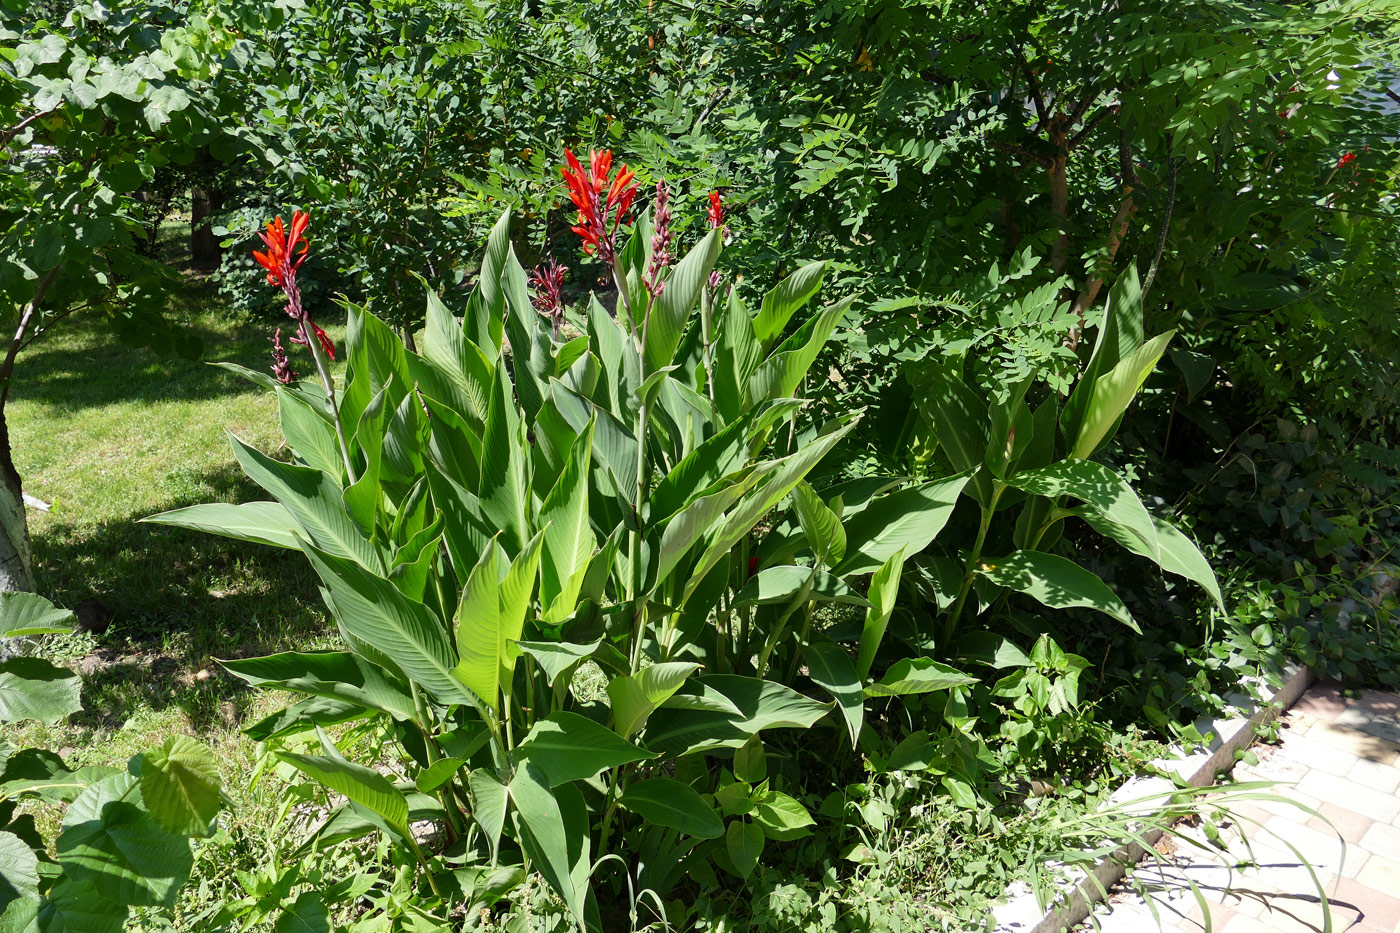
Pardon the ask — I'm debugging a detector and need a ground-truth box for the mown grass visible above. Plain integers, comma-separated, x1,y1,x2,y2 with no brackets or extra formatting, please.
4,250,346,891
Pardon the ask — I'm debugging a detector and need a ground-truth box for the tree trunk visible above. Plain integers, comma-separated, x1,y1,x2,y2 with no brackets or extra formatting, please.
1047,118,1070,276
0,405,33,593
191,185,223,268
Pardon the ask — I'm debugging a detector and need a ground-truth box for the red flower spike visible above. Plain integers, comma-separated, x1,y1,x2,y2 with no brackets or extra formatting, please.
254,209,336,380
561,147,637,263
253,211,311,288
707,191,724,229
1338,151,1357,167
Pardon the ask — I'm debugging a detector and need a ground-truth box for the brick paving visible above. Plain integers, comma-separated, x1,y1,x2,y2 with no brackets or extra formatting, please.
1085,682,1400,933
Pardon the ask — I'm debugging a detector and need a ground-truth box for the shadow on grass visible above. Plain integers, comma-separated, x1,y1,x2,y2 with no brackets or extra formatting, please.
14,314,279,413
32,462,333,734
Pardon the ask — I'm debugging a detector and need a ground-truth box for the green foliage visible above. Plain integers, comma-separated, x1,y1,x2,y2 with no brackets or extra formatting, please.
159,202,928,925
0,593,221,930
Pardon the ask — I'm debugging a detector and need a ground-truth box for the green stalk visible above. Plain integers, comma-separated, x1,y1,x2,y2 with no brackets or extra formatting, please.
628,291,656,672
303,326,357,485
784,597,817,684
700,283,719,422
941,483,1005,647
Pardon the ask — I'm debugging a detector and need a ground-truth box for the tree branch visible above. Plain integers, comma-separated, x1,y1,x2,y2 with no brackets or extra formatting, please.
1067,108,1113,150
1142,153,1178,299
1,267,60,412
0,110,53,151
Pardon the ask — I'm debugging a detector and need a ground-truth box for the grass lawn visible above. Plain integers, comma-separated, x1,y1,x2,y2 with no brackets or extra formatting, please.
4,268,350,900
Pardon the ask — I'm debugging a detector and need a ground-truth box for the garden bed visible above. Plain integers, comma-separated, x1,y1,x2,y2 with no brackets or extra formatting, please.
992,664,1314,933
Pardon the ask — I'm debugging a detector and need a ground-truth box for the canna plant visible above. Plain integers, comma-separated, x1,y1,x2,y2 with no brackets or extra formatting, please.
147,153,966,926
875,268,1222,663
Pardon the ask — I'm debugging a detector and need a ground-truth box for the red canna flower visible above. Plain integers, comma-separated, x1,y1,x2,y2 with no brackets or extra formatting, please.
254,209,336,377
1338,151,1357,167
561,148,637,263
253,211,310,288
707,191,724,229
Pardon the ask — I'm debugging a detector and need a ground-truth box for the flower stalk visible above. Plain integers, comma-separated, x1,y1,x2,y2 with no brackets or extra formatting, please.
254,211,357,484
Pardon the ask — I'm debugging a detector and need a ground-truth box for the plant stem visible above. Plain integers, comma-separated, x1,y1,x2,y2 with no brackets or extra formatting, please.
302,321,358,484
942,483,1005,647
700,283,719,421
628,291,656,671
612,256,633,327
784,597,817,684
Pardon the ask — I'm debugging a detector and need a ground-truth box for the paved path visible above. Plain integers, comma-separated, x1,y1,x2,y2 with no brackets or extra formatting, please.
1085,682,1400,933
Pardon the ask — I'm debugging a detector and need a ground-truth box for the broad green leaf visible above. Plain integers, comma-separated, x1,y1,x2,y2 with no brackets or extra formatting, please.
646,230,721,370
138,737,220,837
0,657,81,725
800,640,863,746
607,663,701,739
792,481,845,567
619,779,724,838
0,591,73,637
0,830,39,902
220,651,417,722
426,466,493,577
655,468,767,586
278,388,342,476
1007,460,1159,561
509,762,585,927
513,640,601,688
734,566,866,609
746,296,854,406
421,286,494,424
141,501,302,551
755,791,815,839
733,735,766,783
277,751,409,838
1063,267,1146,442
1071,510,1223,608
29,879,124,933
725,820,764,879
917,369,987,473
539,420,594,625
303,545,487,715
454,532,544,714
712,289,763,424
414,758,467,794
685,419,856,604
515,712,655,786
643,676,831,756
275,891,331,933
885,731,937,772
244,697,371,742
834,474,968,575
856,547,907,679
549,383,639,506
753,261,827,346
864,658,977,698
0,750,115,803
651,398,804,521
478,360,529,554
56,773,193,907
228,435,383,571
467,209,511,356
1069,331,1175,460
468,769,507,863
942,776,979,808
979,550,1138,630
